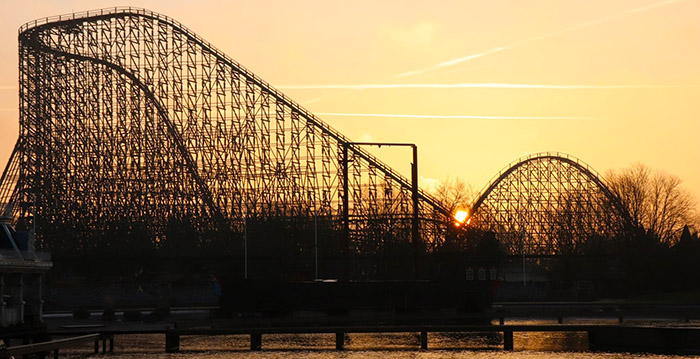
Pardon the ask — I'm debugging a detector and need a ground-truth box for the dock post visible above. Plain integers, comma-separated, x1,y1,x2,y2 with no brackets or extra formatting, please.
94,339,99,354
617,311,624,323
110,337,114,353
503,330,513,351
53,349,58,359
165,333,180,353
250,333,262,351
102,338,107,353
335,332,344,350
499,317,504,325
420,331,428,350
558,315,563,324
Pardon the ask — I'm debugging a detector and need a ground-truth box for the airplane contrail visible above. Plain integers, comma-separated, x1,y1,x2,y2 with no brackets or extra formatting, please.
279,83,693,90
316,112,597,121
397,0,688,77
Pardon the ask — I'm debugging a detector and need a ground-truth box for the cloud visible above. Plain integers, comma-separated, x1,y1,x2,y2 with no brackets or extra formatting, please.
397,47,508,77
383,20,438,47
278,83,694,90
396,0,689,77
419,176,442,193
316,112,597,121
356,133,376,142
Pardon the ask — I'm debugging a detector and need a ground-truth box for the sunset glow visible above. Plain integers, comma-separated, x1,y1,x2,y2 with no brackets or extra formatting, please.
454,210,469,224
1,0,699,207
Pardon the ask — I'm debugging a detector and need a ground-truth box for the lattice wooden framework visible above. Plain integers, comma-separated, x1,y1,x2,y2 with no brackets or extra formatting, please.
470,153,627,256
0,8,449,279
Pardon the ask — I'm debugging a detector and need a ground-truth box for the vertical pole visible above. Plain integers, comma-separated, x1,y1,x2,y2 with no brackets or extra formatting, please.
165,333,180,353
335,332,345,350
314,214,318,280
244,218,248,279
420,331,428,350
503,330,513,350
411,145,420,279
342,143,349,281
250,333,262,351
32,197,37,254
521,233,526,287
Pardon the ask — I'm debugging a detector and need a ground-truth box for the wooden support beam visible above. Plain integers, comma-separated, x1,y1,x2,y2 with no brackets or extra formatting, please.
165,333,180,353
420,331,428,350
503,330,513,351
250,333,262,351
335,332,344,350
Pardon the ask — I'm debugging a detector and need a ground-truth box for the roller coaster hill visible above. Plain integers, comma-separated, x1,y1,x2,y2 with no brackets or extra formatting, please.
0,8,637,314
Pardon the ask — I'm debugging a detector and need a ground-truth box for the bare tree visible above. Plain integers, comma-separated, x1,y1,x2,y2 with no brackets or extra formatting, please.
432,177,476,217
606,164,697,244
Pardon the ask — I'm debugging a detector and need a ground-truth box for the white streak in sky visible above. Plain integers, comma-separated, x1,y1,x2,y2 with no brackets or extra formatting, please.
397,0,688,77
279,83,693,90
316,112,597,121
398,47,508,77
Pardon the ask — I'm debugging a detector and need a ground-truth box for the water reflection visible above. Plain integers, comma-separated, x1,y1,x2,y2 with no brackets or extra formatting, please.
56,332,689,359
58,319,696,358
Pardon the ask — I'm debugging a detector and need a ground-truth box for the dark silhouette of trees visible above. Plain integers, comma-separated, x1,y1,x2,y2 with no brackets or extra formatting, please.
607,164,698,245
432,177,475,217
588,164,700,296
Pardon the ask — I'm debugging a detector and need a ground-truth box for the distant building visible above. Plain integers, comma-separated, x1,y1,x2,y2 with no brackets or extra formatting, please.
0,215,51,328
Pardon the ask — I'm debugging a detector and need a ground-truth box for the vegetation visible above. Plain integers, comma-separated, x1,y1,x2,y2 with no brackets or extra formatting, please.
432,167,700,299
606,163,698,244
432,176,476,216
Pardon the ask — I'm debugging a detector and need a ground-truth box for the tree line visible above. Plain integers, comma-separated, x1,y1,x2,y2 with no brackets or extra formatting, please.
434,164,700,298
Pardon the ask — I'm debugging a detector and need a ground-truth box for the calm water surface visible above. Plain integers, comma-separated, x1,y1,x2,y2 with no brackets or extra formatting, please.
61,318,697,359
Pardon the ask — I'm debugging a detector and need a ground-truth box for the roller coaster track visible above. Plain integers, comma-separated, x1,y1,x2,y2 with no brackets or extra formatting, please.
2,7,450,274
471,153,631,255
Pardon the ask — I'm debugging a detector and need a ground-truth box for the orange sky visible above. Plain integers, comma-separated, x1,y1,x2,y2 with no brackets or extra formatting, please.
1,0,699,206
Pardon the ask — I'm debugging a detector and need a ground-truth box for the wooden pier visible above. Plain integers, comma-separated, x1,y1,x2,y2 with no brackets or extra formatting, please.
40,303,700,354
162,323,700,353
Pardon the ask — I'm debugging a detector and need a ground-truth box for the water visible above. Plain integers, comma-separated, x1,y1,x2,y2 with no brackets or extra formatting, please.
57,325,692,359
53,314,700,358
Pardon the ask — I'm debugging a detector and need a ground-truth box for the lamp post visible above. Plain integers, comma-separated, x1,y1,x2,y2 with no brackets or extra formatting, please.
342,142,421,279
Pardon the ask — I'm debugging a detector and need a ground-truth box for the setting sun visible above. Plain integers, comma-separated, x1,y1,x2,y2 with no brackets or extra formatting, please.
454,210,468,224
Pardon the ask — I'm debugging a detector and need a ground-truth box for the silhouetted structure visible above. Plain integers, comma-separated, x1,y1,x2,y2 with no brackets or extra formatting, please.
0,215,51,329
471,153,630,256
1,7,449,282
0,8,636,287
